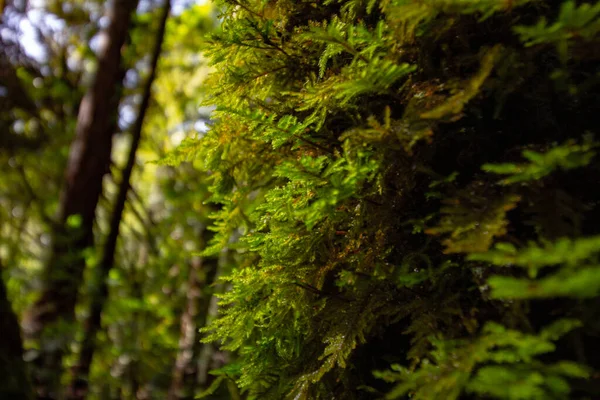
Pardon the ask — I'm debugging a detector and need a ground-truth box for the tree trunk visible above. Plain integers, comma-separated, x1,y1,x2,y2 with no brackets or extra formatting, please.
22,1,139,398
0,260,33,399
168,244,219,400
67,2,170,398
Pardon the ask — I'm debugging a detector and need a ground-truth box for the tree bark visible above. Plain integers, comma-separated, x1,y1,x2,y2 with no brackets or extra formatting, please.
22,1,139,398
66,2,170,398
0,260,33,399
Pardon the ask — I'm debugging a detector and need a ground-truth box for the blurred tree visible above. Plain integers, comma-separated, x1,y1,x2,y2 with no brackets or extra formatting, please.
79,3,218,398
2,0,226,398
22,0,140,397
0,5,36,398
167,228,219,400
67,1,171,398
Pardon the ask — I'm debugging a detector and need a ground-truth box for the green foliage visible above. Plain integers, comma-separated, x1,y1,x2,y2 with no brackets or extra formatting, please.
419,45,503,121
469,236,600,299
482,135,597,184
171,0,600,398
426,192,521,254
514,1,600,61
375,320,588,400
6,0,600,397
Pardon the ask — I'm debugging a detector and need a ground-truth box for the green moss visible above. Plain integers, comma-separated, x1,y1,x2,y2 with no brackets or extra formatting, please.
176,0,600,398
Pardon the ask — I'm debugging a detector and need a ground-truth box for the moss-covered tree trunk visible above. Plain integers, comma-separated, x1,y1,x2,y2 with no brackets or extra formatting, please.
195,0,600,398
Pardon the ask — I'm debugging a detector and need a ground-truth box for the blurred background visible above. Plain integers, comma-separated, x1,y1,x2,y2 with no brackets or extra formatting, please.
1,1,231,398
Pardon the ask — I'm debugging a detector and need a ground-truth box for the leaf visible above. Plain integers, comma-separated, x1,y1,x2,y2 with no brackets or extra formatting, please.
426,193,521,254
482,136,597,184
420,45,502,120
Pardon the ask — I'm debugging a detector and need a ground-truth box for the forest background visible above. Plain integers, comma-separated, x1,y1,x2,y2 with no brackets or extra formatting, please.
1,0,600,399
2,0,223,398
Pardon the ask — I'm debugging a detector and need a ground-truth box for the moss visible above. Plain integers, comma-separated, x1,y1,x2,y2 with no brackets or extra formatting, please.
187,0,600,398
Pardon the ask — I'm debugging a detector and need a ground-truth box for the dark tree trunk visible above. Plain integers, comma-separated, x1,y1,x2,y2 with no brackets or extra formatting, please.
168,247,219,400
66,2,170,398
22,1,139,398
0,261,33,399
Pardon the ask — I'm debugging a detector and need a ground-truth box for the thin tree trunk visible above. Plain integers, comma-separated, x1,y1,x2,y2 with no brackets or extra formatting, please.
168,237,219,400
67,2,171,398
0,260,33,399
22,1,140,398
